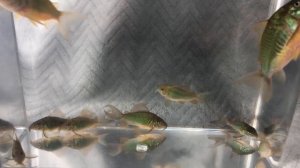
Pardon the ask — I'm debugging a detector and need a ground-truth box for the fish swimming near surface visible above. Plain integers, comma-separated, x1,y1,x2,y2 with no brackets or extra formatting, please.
30,136,65,151
29,116,67,137
109,133,166,158
104,104,167,132
0,0,80,37
60,109,101,135
238,0,300,101
157,85,205,104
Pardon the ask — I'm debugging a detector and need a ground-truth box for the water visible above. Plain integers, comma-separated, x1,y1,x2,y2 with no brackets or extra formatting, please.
0,0,299,167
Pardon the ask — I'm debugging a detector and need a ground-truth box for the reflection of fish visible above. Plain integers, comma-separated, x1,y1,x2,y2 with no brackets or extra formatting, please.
209,134,257,155
109,133,166,157
63,133,107,150
31,136,64,151
0,0,79,37
157,85,204,104
29,116,67,137
238,0,300,101
104,104,167,131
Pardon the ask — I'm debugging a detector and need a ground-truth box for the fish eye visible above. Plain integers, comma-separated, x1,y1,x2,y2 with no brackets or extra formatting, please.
294,1,300,7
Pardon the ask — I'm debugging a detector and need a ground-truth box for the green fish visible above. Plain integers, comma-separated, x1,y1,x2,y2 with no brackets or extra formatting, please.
60,109,100,135
104,104,167,131
157,85,204,104
63,133,107,150
226,120,258,138
227,139,257,155
29,116,67,137
109,133,166,157
239,0,300,101
31,136,64,151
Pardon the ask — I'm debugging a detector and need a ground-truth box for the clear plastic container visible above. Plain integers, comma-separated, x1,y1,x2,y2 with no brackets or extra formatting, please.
0,0,299,167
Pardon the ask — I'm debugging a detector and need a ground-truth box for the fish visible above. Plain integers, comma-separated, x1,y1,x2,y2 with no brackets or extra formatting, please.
104,104,167,132
210,119,258,138
109,133,166,157
29,116,67,137
157,85,204,104
30,136,64,151
63,133,107,150
226,120,258,138
60,110,100,135
0,119,15,132
208,134,257,155
238,0,300,101
0,0,80,37
9,133,36,165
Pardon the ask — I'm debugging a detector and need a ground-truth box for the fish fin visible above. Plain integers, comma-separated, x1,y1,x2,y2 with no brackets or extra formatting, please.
104,105,123,120
130,103,149,112
255,159,267,168
79,109,96,119
98,134,108,146
207,135,225,147
253,21,268,39
135,152,147,160
58,12,83,39
273,70,286,83
49,109,65,118
42,129,49,138
107,144,122,156
235,71,272,102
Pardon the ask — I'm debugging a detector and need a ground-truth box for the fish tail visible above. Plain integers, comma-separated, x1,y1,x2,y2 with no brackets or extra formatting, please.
107,143,122,156
235,71,272,102
57,12,83,39
104,105,123,120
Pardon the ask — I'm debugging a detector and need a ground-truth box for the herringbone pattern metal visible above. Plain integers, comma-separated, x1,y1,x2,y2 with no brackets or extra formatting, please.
14,0,270,126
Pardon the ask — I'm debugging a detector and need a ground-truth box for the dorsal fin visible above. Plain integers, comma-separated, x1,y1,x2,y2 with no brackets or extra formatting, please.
49,109,65,118
79,109,96,119
130,103,149,112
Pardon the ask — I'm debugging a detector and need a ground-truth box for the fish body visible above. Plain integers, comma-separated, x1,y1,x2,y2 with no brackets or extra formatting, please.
63,134,104,150
104,105,167,131
61,116,99,132
0,119,14,131
31,137,64,151
11,136,25,164
226,139,257,155
157,85,202,104
226,120,258,137
29,116,67,131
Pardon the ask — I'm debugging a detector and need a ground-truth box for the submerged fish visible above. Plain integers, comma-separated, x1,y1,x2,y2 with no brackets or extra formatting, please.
239,0,300,101
104,104,167,131
29,116,67,137
10,134,36,165
109,133,166,156
63,133,107,150
31,136,64,151
0,119,15,132
157,85,204,104
0,0,79,37
226,120,258,138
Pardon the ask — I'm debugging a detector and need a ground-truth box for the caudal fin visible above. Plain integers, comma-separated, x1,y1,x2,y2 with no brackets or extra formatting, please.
58,12,83,39
104,105,123,120
235,71,272,102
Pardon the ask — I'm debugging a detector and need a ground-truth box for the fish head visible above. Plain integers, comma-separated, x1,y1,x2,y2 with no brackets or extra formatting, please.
157,85,169,96
287,0,300,18
29,120,44,131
